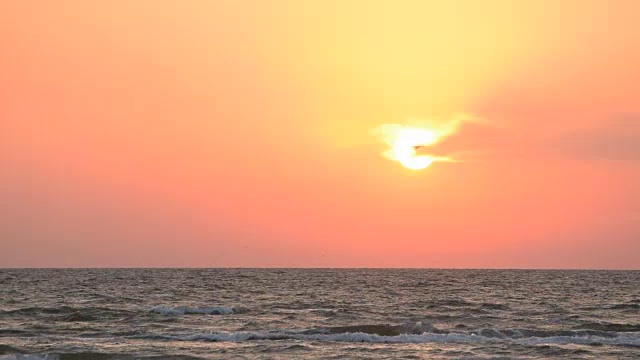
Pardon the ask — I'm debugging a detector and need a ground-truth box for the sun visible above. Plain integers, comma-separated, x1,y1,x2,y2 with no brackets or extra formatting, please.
370,118,466,170
384,127,439,170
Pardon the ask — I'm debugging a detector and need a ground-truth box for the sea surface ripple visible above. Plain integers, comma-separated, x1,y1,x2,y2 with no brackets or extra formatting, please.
1,269,639,359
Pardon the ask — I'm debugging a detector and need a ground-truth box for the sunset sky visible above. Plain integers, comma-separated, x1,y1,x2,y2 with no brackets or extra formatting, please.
2,1,639,268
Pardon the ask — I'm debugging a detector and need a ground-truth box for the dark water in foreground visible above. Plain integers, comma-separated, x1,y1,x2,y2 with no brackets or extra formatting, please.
1,269,639,359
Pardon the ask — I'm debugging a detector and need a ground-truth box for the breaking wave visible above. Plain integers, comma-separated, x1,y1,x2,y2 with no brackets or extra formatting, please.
135,322,640,347
141,330,640,347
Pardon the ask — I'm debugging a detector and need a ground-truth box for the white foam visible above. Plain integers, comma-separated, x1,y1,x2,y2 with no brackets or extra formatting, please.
152,330,640,347
517,333,640,346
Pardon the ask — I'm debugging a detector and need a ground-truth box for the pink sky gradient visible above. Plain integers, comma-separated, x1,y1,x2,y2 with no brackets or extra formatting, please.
1,1,639,268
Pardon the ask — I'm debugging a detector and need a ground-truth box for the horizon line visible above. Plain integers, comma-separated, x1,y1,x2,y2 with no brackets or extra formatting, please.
1,266,638,271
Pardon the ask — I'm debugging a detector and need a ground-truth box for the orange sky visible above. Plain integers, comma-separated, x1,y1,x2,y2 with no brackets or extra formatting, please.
2,1,639,268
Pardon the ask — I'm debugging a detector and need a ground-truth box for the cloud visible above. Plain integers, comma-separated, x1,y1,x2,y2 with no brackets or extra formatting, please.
369,113,640,166
425,120,507,156
554,115,640,161
369,114,484,169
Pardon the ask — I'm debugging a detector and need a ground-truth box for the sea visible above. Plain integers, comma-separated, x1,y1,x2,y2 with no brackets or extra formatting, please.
1,269,639,359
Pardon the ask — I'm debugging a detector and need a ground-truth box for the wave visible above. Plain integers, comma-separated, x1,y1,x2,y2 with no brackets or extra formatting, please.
0,346,23,356
2,304,251,319
149,305,249,316
0,306,131,325
135,322,640,347
480,302,511,311
0,306,128,319
580,302,640,311
609,303,640,310
310,323,639,340
1,307,77,315
140,329,640,347
0,329,34,337
306,322,443,336
0,354,205,360
574,322,640,332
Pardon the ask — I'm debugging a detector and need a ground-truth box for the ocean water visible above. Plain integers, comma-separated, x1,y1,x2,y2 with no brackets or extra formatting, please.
1,269,639,359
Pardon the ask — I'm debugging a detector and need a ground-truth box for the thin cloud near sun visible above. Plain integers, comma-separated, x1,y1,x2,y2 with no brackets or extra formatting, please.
370,114,482,170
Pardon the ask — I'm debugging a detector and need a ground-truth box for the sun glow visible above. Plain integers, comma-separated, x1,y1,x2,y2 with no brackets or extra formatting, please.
371,116,470,170
383,127,440,170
